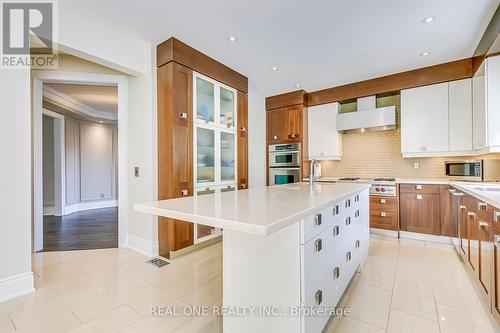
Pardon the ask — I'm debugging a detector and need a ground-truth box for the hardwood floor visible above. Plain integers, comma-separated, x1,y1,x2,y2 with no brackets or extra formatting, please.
42,207,118,251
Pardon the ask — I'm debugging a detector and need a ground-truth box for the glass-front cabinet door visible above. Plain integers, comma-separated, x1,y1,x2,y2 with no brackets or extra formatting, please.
195,76,215,124
220,131,236,183
220,86,236,129
196,126,215,185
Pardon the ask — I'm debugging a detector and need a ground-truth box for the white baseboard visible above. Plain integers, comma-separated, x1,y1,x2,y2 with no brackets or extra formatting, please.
0,272,35,303
43,204,55,216
399,231,452,244
370,228,398,238
127,234,158,258
64,199,117,215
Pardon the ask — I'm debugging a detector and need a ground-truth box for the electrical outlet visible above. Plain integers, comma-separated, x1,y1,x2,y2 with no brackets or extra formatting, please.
134,167,140,177
413,162,420,170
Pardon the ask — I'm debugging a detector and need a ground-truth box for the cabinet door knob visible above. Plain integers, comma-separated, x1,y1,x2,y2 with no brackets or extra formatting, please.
479,221,488,229
415,185,423,190
478,202,488,211
460,205,467,210
240,127,246,132
494,235,500,244
241,183,246,189
314,213,322,226
273,135,278,140
380,212,387,217
315,290,323,306
495,211,500,223
314,239,322,252
181,189,188,196
380,198,386,204
416,195,423,200
467,211,475,218
180,112,188,119
453,192,464,196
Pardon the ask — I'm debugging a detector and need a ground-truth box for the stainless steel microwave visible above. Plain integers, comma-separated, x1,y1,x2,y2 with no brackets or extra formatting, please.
445,160,500,182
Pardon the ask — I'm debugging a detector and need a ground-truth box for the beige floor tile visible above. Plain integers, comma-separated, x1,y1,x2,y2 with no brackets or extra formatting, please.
16,309,81,333
174,315,222,333
9,293,68,330
47,277,108,307
358,255,396,290
437,303,496,333
0,288,57,317
327,316,385,333
69,305,143,333
182,276,222,307
393,278,434,303
387,309,439,333
121,314,190,333
390,294,437,321
0,314,15,333
345,282,392,329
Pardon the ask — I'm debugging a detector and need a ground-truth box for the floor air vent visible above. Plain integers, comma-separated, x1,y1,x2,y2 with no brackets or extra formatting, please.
146,258,169,268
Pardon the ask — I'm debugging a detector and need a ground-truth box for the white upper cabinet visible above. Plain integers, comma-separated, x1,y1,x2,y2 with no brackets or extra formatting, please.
449,79,473,151
401,82,449,156
472,55,500,153
307,102,342,160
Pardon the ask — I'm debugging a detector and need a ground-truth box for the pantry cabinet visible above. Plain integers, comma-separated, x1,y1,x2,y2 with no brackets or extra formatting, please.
307,102,342,160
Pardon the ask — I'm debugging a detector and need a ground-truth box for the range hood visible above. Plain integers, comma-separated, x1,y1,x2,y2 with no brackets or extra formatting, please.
336,96,396,133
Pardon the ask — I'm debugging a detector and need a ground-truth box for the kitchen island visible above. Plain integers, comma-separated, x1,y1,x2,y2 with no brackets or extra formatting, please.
135,182,370,333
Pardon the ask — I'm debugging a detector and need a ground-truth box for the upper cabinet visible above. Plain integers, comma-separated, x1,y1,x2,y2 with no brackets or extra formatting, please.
401,79,473,157
307,102,342,160
266,106,304,142
473,55,500,152
267,108,287,142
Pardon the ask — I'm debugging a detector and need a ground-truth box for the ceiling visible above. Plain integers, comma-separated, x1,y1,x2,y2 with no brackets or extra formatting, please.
60,0,499,96
45,84,118,114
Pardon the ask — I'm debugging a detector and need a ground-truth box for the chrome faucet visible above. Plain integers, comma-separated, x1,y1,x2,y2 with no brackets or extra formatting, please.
309,159,319,184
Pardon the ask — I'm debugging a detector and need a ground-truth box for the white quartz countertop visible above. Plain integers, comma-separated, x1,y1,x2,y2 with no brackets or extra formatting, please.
135,182,370,236
452,183,500,208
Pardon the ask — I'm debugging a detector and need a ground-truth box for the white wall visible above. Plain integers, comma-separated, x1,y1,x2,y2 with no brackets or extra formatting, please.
248,85,267,188
42,116,55,206
0,68,34,300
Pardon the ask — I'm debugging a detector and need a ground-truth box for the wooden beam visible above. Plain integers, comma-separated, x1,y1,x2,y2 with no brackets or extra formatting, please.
307,58,473,106
157,37,248,93
265,90,307,110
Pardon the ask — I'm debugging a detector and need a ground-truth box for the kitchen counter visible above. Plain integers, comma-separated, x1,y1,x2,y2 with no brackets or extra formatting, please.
452,183,500,208
135,182,370,236
136,183,370,333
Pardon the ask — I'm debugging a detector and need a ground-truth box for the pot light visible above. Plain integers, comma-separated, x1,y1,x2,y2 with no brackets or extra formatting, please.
227,36,237,42
294,83,301,88
422,16,436,23
271,66,278,71
420,51,431,56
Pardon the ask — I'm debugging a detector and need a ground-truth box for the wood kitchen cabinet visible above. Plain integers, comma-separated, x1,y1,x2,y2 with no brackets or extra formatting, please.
493,205,500,323
267,108,286,142
285,105,303,140
463,195,480,273
440,186,459,237
370,196,399,231
237,90,248,189
400,185,441,235
266,105,304,142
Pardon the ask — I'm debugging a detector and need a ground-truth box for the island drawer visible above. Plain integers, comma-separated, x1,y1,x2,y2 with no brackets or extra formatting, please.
370,196,398,212
301,204,342,244
399,184,440,194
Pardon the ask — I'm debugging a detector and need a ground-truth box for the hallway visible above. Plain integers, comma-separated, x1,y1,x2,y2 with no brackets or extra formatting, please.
43,207,118,251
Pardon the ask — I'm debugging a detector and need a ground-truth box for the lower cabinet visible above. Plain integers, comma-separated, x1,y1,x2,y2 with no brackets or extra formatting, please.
369,196,399,231
301,191,369,333
400,190,441,235
493,233,500,322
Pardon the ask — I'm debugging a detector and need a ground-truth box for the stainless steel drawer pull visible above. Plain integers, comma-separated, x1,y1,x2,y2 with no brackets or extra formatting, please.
495,235,500,244
380,198,386,204
240,126,246,132
478,202,488,211
315,239,322,252
345,216,351,226
180,112,188,119
416,185,423,190
495,211,500,223
460,205,466,210
332,225,340,237
479,221,488,229
448,189,456,193
355,194,360,202
467,212,476,218
453,192,464,196
314,213,322,226
332,205,339,216
181,189,188,196
416,195,423,200
333,267,340,280
355,209,360,218
346,251,352,262
273,135,278,140
345,199,351,208
380,212,387,217
315,290,323,306
355,240,360,248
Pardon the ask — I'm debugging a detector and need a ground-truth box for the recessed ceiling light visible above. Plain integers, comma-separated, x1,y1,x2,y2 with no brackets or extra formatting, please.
420,51,431,56
271,66,278,71
294,83,301,88
227,36,237,42
422,16,436,23
99,121,104,123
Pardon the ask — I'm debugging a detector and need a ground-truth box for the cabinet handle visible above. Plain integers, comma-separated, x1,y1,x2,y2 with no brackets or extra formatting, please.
240,126,246,132
380,212,387,217
479,221,488,229
467,212,476,218
315,239,322,252
181,189,188,196
345,216,351,226
333,267,340,280
355,194,360,202
380,198,386,204
495,211,500,223
478,202,488,211
332,225,339,237
314,213,322,226
273,135,278,140
416,185,423,190
460,205,467,210
315,290,323,306
448,189,457,193
355,240,360,248
355,209,360,218
416,195,423,200
332,205,339,215
494,235,500,244
241,183,246,189
180,112,188,119
345,199,351,208
346,251,352,262
289,134,296,139
453,192,464,196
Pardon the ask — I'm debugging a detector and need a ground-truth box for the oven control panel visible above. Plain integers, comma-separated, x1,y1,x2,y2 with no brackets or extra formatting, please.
370,185,396,197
